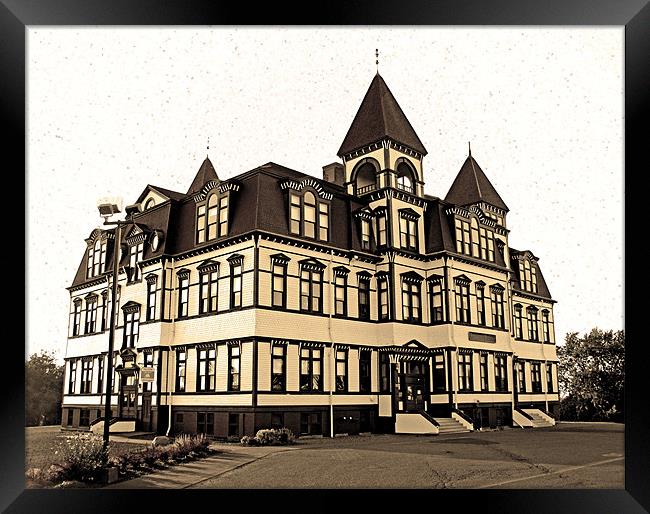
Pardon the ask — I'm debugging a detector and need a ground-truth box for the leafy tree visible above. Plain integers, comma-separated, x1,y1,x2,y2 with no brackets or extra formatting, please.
25,351,65,426
557,329,624,422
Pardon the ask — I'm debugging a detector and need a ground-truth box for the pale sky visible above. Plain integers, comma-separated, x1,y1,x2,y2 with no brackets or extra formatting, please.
26,27,624,362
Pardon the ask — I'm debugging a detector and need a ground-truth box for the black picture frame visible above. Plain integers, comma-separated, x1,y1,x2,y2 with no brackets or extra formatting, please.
4,1,646,512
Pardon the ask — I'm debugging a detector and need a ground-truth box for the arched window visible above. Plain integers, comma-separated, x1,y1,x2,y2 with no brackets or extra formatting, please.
354,161,378,195
303,192,316,238
206,193,219,240
396,161,415,193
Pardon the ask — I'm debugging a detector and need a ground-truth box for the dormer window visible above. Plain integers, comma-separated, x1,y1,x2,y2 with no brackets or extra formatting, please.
376,210,387,247
128,242,144,282
454,216,495,262
197,191,229,244
144,198,155,210
86,237,107,279
360,219,371,250
288,190,329,242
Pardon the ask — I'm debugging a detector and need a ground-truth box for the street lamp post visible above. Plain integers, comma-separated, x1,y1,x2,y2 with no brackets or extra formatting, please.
97,201,124,452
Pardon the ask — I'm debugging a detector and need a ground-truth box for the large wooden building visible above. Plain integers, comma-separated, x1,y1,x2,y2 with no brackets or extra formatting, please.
62,73,559,438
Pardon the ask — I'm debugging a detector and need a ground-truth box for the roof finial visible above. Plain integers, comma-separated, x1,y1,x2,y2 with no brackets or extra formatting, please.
375,48,379,73
207,136,210,158
468,141,472,157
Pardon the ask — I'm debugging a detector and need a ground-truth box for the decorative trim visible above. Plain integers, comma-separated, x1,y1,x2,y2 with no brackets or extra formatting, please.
333,266,350,277
145,273,158,284
454,274,472,285
270,253,291,265
398,207,420,221
197,259,219,272
489,283,505,292
299,257,326,272
401,271,424,283
279,178,333,201
121,301,141,313
227,253,244,265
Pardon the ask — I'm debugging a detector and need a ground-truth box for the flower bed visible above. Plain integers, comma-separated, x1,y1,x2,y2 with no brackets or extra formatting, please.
26,432,214,488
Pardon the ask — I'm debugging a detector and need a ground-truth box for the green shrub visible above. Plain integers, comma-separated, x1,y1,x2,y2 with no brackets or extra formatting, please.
55,433,108,483
250,428,295,446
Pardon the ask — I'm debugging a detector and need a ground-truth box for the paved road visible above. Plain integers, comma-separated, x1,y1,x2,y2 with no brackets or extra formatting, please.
188,422,624,489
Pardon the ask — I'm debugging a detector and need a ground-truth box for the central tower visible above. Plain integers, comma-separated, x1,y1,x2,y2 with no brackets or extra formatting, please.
337,73,427,198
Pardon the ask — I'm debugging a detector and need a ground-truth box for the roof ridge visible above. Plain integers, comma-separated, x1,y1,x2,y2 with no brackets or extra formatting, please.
469,156,483,198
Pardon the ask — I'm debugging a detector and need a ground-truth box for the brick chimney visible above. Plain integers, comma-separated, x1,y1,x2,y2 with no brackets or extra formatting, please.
322,162,345,186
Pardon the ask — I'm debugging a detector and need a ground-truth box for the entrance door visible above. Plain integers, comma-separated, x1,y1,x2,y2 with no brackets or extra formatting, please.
402,361,428,412
141,393,152,431
119,373,137,419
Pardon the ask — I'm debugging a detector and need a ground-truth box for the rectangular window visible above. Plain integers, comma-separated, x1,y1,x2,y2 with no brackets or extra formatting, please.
358,277,370,320
300,412,322,435
176,350,186,392
462,221,471,255
143,352,154,392
200,269,219,314
514,306,523,339
129,242,144,282
271,412,284,430
432,354,446,392
304,196,316,238
197,412,215,435
300,268,322,313
174,412,184,433
379,352,391,392
271,263,286,308
231,261,242,309
79,409,90,427
335,349,347,392
531,266,538,293
527,308,539,341
429,280,444,323
334,275,347,316
229,345,240,391
476,286,486,326
471,219,480,257
495,355,508,392
271,344,286,391
123,309,140,348
72,301,82,336
80,360,93,394
377,213,387,246
207,195,218,240
197,204,206,243
518,362,526,393
101,293,108,332
318,203,329,241
491,289,505,329
197,348,217,392
85,298,98,334
219,195,229,237
147,279,157,321
68,360,77,394
531,362,542,393
479,353,488,392
290,193,301,234
455,282,470,323
178,274,189,318
97,357,104,394
228,413,239,437
67,409,74,426
401,281,421,322
479,227,488,260
542,311,551,342
299,347,322,392
546,363,554,393
458,353,473,391
359,350,371,393
360,219,370,250
399,216,418,251
378,277,389,320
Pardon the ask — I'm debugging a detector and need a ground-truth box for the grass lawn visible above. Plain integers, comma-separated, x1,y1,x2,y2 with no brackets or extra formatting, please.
26,426,144,472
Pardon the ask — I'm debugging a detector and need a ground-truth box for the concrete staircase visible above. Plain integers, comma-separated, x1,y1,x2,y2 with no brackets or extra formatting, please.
522,409,555,428
433,417,472,435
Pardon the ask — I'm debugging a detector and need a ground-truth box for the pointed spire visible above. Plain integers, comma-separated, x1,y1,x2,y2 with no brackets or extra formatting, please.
338,74,427,157
444,151,509,211
186,155,219,195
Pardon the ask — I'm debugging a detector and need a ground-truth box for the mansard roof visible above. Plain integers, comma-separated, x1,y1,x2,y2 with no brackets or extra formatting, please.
337,73,427,157
445,155,508,211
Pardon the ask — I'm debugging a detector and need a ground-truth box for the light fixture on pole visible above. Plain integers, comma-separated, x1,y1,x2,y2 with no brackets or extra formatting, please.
97,198,124,453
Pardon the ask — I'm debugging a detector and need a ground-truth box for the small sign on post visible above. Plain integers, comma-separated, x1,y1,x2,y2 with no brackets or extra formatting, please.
141,367,155,382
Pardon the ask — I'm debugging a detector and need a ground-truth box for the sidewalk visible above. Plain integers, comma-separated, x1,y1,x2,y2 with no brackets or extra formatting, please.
105,443,296,489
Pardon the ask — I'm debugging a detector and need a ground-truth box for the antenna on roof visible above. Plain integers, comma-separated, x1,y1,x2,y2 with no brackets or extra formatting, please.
468,141,472,157
375,48,379,73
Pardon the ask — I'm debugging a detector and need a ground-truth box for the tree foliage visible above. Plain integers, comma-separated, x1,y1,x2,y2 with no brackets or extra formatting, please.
557,329,624,422
26,351,65,426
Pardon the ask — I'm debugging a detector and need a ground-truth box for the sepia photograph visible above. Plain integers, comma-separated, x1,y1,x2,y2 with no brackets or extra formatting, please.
24,26,625,491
